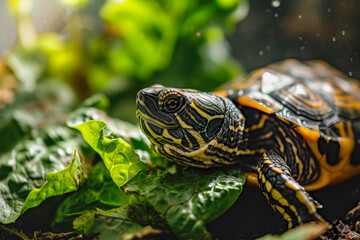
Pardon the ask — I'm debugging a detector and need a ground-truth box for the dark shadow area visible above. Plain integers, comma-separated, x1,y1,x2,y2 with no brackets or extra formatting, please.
208,175,360,239
230,0,360,78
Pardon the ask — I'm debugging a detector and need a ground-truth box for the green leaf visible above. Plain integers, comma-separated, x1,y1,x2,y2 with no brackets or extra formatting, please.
52,161,131,229
73,211,95,235
6,46,47,90
20,148,84,216
78,204,167,240
0,80,76,154
78,93,110,112
67,107,170,168
125,167,245,240
0,127,85,224
71,120,148,187
99,0,183,79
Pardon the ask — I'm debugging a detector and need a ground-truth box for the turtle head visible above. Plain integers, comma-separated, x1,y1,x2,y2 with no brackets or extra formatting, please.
136,85,246,168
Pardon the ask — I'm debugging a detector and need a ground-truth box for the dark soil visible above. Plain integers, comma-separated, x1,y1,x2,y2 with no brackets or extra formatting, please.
320,202,360,240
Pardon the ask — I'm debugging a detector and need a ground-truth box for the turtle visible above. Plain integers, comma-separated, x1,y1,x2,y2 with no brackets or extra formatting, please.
135,59,360,228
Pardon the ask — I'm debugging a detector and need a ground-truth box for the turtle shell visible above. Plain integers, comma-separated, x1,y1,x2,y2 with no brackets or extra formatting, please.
214,59,360,190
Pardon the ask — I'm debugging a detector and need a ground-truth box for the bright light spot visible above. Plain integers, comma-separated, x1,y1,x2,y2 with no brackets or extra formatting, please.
348,72,353,76
341,30,346,36
298,14,302,19
259,50,264,56
271,0,280,8
332,36,336,41
274,13,279,18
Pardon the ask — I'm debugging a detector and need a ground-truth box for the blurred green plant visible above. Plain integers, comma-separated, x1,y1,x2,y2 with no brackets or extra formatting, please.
0,1,326,239
4,0,248,121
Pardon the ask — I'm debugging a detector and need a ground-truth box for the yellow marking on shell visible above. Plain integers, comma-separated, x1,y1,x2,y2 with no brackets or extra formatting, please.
230,137,234,141
265,181,272,192
237,94,278,115
272,167,283,174
285,180,301,191
296,191,316,215
264,160,273,165
277,114,321,142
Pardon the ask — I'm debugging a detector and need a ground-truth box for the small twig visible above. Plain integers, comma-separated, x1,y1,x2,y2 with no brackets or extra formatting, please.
0,224,31,240
33,231,77,240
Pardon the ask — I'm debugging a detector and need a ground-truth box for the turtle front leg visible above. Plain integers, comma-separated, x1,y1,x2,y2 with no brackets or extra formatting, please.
256,150,328,228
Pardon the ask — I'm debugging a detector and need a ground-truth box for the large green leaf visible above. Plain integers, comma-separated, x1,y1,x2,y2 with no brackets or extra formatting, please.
71,120,148,187
52,161,132,230
125,167,245,240
0,126,85,224
67,107,170,168
0,80,76,154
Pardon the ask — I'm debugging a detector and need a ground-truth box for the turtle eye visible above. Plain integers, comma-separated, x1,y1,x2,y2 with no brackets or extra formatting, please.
163,97,183,112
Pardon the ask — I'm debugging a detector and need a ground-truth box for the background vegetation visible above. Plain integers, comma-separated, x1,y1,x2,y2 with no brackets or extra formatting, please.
0,0,359,239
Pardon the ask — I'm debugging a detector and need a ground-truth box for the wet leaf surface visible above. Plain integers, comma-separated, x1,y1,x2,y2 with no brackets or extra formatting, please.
0,128,85,223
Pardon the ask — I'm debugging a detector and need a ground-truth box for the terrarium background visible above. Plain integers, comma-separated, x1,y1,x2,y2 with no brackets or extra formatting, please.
0,0,359,239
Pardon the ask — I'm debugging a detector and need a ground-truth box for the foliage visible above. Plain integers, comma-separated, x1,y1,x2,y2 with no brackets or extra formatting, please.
0,0,327,239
